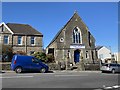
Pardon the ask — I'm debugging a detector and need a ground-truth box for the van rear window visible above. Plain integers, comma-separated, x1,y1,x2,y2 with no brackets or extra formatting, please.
14,55,17,60
110,64,117,66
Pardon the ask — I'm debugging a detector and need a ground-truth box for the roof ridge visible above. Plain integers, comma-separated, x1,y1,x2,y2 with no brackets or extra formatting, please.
6,23,29,25
6,23,43,36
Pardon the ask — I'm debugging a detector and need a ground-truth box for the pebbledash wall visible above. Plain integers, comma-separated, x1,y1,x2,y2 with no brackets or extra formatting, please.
46,12,98,68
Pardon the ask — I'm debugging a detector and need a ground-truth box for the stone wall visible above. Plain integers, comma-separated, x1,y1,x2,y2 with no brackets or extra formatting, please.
1,62,100,71
0,62,11,70
1,24,43,56
12,35,43,55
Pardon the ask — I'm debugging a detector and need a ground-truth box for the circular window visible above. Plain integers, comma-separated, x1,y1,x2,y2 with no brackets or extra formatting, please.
60,38,64,42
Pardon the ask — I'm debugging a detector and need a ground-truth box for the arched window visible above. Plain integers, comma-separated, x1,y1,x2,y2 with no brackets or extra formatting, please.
73,27,82,44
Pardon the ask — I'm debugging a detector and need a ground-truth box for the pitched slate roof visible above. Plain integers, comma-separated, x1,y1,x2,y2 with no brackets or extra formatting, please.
46,12,83,48
6,23,43,36
95,46,103,50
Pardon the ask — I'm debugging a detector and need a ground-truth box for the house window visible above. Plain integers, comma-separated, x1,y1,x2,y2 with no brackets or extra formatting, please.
31,36,35,45
86,51,89,59
4,36,9,44
0,36,1,43
73,27,81,44
18,36,22,45
88,32,91,47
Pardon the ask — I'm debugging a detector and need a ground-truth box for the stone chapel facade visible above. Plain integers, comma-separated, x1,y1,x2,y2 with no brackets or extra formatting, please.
46,12,97,69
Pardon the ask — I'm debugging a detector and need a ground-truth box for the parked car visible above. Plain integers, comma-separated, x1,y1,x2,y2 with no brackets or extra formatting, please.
11,55,49,73
101,63,120,74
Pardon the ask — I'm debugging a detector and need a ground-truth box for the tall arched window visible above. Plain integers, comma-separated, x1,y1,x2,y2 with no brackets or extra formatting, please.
73,27,82,44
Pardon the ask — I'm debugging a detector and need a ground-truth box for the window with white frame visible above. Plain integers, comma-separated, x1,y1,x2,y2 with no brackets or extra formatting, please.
18,36,22,45
73,27,82,44
31,36,35,45
4,36,9,44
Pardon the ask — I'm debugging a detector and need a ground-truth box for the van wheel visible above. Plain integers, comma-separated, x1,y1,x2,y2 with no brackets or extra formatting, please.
102,71,105,73
112,69,115,74
40,68,46,73
15,67,22,73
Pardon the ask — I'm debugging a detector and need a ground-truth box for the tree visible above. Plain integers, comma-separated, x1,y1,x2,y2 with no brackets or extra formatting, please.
1,44,13,62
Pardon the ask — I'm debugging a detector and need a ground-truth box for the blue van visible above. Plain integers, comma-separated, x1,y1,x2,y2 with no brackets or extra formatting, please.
11,55,49,73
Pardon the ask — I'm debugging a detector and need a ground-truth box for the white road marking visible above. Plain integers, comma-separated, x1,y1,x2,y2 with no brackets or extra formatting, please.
103,85,120,90
55,75,87,77
104,86,113,89
0,76,33,78
112,85,120,88
94,85,120,90
17,73,38,75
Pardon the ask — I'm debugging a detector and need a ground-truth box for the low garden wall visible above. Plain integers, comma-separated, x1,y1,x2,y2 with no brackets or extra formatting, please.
84,64,100,70
0,62,100,71
0,62,11,70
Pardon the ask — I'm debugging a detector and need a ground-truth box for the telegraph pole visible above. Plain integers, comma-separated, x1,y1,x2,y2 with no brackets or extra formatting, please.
109,46,112,63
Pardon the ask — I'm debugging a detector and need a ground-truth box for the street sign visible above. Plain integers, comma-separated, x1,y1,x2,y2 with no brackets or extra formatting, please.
70,44,85,49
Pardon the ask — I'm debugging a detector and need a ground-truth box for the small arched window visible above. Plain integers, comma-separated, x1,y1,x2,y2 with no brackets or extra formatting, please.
73,27,82,44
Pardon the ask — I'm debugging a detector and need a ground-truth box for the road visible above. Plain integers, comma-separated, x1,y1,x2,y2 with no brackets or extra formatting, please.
1,71,120,90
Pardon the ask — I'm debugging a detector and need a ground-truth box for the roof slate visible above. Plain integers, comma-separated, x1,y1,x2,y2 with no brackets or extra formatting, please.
6,23,43,36
95,46,103,50
46,12,81,48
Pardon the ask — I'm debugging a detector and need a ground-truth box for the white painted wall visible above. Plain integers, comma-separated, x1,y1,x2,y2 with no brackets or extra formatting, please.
97,46,111,63
114,52,120,63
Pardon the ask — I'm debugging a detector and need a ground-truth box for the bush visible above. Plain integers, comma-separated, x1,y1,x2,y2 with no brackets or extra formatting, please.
48,63,61,70
46,54,55,63
1,45,13,62
32,52,55,63
33,52,47,62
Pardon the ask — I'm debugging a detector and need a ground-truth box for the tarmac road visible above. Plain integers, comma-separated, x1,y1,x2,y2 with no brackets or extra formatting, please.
1,71,120,90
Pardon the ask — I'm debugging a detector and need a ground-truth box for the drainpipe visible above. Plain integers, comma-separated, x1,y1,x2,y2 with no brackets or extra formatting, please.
63,28,67,70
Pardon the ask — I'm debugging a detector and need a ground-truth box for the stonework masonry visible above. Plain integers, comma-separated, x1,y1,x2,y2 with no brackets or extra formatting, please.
46,12,98,69
0,23,43,55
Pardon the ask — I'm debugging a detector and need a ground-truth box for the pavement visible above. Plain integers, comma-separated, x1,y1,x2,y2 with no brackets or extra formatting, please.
1,70,101,73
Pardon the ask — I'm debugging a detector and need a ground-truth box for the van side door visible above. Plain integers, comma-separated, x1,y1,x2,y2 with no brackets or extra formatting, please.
31,58,43,71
